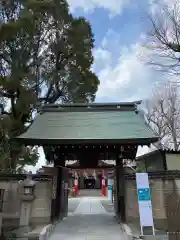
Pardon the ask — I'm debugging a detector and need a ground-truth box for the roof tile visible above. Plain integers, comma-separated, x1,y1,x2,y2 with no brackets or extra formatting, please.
17,109,158,144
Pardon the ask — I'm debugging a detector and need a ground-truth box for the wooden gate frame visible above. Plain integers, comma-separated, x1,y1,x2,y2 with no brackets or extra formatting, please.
51,166,69,221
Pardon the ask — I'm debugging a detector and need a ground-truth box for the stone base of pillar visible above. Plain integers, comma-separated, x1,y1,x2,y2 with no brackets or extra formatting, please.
14,225,32,238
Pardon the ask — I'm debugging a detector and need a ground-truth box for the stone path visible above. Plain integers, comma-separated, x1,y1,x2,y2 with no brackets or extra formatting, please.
48,197,125,240
75,197,107,215
68,197,82,213
100,199,114,213
78,189,101,197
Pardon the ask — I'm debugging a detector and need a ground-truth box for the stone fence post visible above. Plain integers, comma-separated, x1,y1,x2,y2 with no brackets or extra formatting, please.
19,173,36,232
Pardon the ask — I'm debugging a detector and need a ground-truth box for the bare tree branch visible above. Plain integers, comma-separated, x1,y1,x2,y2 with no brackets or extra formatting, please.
145,81,180,150
145,1,180,75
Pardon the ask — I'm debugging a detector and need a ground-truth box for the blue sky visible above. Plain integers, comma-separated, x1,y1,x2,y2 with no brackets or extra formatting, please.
67,0,169,103
27,0,175,172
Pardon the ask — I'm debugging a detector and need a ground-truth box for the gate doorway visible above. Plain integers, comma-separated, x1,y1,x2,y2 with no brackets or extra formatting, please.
68,166,114,197
15,102,158,223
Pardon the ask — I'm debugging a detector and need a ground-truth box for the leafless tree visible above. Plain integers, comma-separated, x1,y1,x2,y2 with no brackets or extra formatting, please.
146,0,180,75
145,81,180,150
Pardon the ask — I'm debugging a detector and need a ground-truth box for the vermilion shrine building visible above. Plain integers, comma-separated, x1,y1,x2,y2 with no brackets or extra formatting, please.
40,161,115,191
15,102,158,222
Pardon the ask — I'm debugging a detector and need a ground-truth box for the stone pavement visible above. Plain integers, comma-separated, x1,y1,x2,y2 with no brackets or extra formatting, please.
101,199,114,213
48,197,125,240
68,197,81,213
78,189,101,197
75,197,107,215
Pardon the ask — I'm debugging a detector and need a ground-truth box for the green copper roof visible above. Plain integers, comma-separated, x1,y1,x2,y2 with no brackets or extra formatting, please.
16,102,158,145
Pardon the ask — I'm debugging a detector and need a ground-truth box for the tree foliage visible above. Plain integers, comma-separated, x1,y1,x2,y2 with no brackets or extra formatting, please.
145,81,180,150
0,0,99,171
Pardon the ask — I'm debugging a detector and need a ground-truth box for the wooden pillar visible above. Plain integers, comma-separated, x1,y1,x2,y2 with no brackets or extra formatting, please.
51,166,58,222
60,165,69,218
119,158,126,222
115,156,120,219
52,154,66,220
115,155,126,222
162,151,167,170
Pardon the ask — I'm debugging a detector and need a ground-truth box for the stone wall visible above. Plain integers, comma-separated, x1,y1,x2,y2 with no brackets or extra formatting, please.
125,174,180,230
0,176,52,230
2,181,21,229
136,150,165,172
31,181,52,226
166,153,180,170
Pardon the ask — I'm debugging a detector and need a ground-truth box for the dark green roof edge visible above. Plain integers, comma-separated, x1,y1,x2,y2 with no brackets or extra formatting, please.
39,101,142,113
13,101,159,146
15,137,158,146
40,101,142,108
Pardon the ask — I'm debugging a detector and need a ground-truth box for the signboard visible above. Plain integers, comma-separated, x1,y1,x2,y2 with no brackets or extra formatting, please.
108,185,112,190
108,179,113,201
138,188,150,201
136,173,155,236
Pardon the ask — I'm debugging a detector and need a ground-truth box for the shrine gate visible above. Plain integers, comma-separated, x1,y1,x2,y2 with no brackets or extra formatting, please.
15,102,158,222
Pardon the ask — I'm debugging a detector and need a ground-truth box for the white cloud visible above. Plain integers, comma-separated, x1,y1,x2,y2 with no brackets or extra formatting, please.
93,48,112,72
94,30,157,102
67,0,130,17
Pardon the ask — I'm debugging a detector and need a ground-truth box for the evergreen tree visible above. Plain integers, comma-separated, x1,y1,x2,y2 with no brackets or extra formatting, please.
0,0,99,171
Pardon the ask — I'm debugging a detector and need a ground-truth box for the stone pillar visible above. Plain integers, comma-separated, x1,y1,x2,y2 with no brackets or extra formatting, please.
19,174,36,232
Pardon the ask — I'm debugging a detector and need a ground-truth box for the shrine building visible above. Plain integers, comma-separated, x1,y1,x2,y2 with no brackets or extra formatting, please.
15,102,158,222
